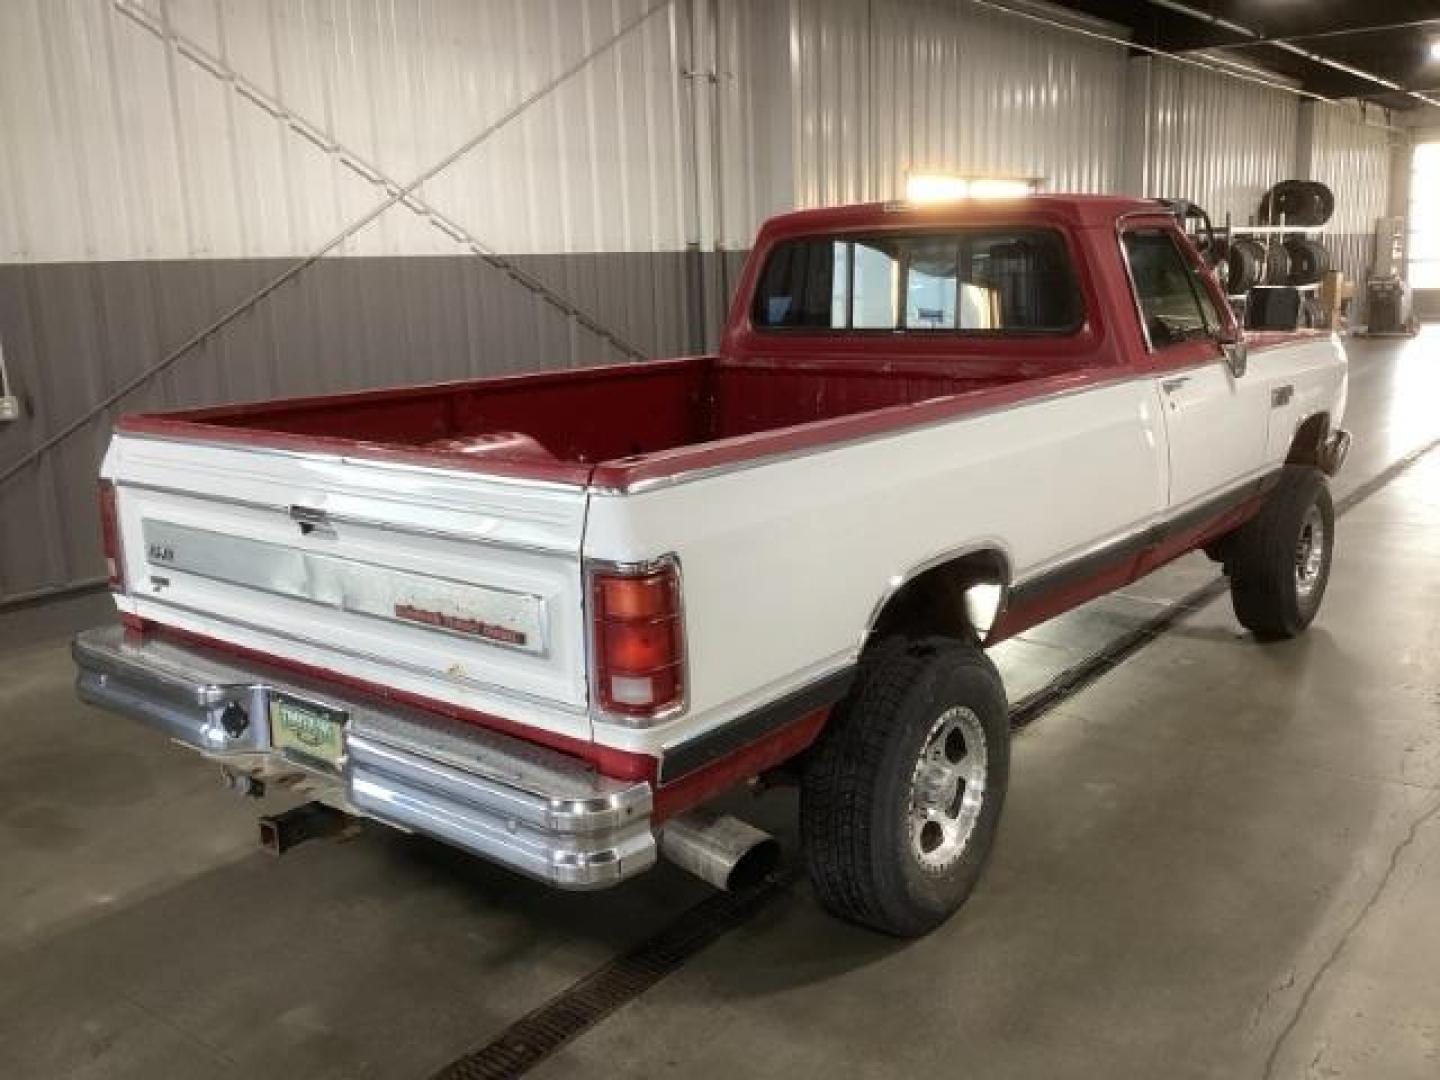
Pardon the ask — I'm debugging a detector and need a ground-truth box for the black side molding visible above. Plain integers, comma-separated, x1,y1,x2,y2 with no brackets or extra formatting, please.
1008,470,1281,613
658,667,855,784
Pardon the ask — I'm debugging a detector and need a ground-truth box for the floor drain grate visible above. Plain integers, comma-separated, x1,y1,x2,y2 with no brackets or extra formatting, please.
428,872,790,1080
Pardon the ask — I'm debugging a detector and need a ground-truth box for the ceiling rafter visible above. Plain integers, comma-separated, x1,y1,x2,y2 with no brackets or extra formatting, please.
1039,0,1440,108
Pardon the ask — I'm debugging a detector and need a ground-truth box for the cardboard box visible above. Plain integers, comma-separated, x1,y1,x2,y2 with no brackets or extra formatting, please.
1319,270,1345,330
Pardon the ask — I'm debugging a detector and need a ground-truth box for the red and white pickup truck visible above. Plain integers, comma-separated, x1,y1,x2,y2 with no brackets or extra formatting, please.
75,195,1349,936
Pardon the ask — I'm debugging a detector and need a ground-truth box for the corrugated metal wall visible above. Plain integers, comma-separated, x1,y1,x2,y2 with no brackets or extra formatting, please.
780,0,1128,212
0,0,707,602
1137,59,1299,224
0,0,1401,604
1310,101,1394,290
1311,103,1393,237
1,0,695,262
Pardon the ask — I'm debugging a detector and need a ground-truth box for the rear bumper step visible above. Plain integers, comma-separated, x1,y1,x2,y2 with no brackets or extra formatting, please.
72,625,655,889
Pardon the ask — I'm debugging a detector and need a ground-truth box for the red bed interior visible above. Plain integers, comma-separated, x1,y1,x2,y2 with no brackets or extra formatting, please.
144,356,1037,468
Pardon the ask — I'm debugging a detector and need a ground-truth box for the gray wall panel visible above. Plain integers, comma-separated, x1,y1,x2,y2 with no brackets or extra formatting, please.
0,250,706,598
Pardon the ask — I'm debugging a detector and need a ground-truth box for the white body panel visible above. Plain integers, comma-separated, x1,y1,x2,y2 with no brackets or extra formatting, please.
1250,335,1350,463
1157,354,1270,505
101,336,1346,763
584,378,1168,756
105,436,593,743
1153,335,1345,506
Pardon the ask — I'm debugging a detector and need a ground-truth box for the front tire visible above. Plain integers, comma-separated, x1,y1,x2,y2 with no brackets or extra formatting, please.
800,636,1010,937
1228,466,1334,639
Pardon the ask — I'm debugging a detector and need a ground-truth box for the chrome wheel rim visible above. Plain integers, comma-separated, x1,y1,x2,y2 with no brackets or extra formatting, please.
908,705,988,872
1294,505,1326,599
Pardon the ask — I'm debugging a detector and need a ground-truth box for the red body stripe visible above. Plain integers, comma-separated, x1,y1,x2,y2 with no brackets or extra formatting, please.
652,707,830,822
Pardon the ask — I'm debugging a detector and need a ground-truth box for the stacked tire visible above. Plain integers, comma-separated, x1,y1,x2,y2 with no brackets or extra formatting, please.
1283,237,1330,286
1259,181,1335,228
1226,239,1266,295
1224,236,1331,292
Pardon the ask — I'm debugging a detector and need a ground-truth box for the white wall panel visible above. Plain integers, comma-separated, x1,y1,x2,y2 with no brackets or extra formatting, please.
0,0,691,262
1311,102,1392,237
1139,60,1298,224
1308,101,1395,296
775,0,1128,219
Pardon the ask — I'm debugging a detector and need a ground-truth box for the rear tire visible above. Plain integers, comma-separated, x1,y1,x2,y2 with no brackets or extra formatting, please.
801,636,1010,937
1228,467,1334,639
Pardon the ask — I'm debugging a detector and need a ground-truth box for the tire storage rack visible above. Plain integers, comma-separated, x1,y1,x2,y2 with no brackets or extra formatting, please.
1176,180,1335,330
1223,223,1328,327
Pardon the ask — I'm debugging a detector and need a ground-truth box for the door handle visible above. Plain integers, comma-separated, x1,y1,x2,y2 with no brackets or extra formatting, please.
1160,376,1191,393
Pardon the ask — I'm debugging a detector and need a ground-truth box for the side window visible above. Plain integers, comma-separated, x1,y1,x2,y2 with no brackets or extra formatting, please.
1122,230,1213,348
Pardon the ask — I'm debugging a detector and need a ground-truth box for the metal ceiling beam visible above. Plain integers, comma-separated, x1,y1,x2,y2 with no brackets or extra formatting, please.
970,0,1330,101
1260,17,1440,47
1140,0,1440,108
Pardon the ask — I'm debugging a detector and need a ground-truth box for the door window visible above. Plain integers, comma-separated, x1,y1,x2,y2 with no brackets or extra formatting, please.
1123,229,1216,348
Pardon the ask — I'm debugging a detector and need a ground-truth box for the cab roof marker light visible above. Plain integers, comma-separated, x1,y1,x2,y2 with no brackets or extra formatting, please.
905,174,1039,204
906,174,971,204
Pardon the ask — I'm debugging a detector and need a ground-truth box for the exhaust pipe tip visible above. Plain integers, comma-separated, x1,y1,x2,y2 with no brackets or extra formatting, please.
659,809,780,892
723,832,781,891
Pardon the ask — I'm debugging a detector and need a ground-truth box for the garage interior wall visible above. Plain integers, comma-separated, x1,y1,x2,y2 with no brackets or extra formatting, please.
1307,100,1396,300
1128,56,1300,223
0,0,1404,604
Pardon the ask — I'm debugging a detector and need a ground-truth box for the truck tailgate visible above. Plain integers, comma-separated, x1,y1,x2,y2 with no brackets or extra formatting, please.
105,434,592,743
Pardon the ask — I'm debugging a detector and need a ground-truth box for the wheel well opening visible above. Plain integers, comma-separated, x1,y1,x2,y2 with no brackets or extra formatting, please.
867,550,1010,648
1286,413,1330,467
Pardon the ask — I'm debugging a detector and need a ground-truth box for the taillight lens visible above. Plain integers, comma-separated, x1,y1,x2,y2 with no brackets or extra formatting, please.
590,559,685,721
98,479,124,591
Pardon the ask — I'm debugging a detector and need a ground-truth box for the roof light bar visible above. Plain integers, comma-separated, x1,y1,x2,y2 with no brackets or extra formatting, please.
905,174,1038,204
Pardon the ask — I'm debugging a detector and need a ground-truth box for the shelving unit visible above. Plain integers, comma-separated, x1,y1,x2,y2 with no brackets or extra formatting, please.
1205,209,1331,307
1227,282,1318,301
1170,195,1337,326
1227,225,1324,236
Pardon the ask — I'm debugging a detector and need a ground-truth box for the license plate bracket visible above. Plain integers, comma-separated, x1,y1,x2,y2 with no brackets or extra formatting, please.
268,694,347,770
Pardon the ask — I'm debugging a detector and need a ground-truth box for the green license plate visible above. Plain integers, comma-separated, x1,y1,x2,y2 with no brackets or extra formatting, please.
269,696,347,769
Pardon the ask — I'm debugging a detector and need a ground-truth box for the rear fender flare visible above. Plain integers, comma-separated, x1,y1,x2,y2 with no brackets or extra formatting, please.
862,542,1014,650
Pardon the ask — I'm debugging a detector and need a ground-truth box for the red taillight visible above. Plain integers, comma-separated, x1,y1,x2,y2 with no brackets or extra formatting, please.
98,479,124,591
590,559,685,720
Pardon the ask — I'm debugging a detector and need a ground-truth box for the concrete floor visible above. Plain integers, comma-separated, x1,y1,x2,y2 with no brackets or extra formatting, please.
3,330,1439,1079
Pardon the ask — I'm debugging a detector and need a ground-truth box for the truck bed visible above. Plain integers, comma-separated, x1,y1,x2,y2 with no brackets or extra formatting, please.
119,355,1060,490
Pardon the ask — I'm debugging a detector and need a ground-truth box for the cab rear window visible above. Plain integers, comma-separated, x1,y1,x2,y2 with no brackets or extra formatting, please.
752,228,1083,334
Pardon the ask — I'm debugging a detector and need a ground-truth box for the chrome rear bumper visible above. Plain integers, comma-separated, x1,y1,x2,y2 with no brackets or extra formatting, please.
72,625,655,889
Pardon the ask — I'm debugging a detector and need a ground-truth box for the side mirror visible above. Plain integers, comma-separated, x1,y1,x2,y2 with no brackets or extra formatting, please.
1221,336,1248,379
1215,325,1247,377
